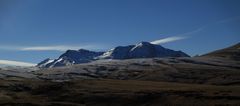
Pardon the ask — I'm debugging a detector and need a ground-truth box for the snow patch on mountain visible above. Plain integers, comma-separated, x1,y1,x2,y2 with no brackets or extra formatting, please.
37,49,104,68
98,41,189,59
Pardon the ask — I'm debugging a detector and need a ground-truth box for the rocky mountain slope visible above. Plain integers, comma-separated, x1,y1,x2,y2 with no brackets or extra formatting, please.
37,49,104,68
98,41,189,59
38,41,189,68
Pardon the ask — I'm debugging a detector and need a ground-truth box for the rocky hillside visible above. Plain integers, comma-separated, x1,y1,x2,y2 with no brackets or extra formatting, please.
202,43,240,60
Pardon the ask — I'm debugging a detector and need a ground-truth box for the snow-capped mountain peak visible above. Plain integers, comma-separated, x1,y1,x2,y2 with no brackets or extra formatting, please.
37,49,104,68
38,41,189,68
99,41,189,59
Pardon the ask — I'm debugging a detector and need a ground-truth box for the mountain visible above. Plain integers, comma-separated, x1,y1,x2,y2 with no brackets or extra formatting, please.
37,42,189,68
36,58,55,68
36,42,240,85
202,43,240,60
98,42,190,59
37,49,104,68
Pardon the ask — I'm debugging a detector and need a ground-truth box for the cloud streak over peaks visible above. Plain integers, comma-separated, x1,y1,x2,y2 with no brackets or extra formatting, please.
150,27,204,45
150,36,188,45
0,44,107,51
150,16,240,45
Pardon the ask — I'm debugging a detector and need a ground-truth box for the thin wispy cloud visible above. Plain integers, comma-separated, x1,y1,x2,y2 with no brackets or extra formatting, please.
150,27,203,45
150,28,202,45
177,27,204,36
0,46,21,51
0,17,238,51
151,16,240,45
150,36,188,45
150,22,205,45
0,44,107,51
0,60,36,66
217,16,240,24
21,45,95,51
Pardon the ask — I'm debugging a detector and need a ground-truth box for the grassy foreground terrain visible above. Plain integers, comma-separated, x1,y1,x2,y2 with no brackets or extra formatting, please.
0,78,239,106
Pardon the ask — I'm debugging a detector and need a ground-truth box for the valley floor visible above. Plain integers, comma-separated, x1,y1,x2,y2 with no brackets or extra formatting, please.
0,78,239,106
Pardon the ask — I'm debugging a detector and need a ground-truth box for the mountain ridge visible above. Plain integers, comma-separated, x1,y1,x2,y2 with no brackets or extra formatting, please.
98,41,189,59
37,49,104,68
202,42,240,60
37,41,190,68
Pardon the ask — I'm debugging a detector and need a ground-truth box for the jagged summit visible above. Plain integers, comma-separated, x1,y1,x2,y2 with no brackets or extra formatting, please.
37,49,104,68
136,41,153,46
99,41,189,59
59,49,102,60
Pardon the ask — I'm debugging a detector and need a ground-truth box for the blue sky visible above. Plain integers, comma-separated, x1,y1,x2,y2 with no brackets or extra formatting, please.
0,0,240,63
